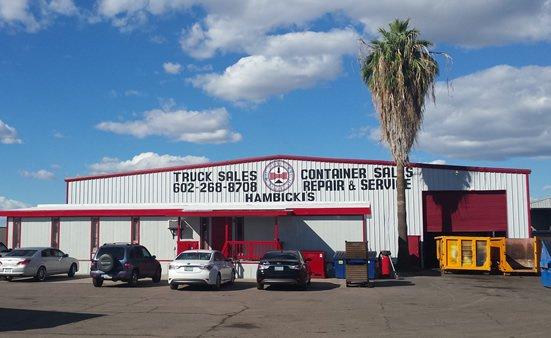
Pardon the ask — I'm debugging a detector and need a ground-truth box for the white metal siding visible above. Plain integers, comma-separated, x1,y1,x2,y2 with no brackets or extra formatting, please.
99,217,131,245
59,217,90,260
65,158,530,257
279,216,363,256
6,218,12,248
139,217,177,261
21,218,50,247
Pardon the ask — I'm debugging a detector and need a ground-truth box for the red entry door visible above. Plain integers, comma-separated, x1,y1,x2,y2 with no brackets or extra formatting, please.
211,217,232,251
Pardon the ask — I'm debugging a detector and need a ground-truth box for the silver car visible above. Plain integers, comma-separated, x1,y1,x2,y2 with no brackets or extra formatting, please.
0,247,79,282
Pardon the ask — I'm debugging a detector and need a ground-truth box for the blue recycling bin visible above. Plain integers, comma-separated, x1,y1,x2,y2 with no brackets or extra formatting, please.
333,251,346,279
368,251,378,279
541,240,551,288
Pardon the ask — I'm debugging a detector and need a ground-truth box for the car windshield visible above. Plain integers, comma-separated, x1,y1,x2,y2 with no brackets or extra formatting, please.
176,252,212,260
5,249,36,257
262,252,300,261
96,247,125,260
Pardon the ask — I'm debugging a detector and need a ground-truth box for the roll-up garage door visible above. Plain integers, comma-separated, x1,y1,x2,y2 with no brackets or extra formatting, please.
423,190,507,233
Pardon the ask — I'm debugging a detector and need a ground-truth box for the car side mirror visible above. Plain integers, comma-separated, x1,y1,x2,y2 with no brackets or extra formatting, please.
7,249,12,252
152,255,156,259
63,254,68,258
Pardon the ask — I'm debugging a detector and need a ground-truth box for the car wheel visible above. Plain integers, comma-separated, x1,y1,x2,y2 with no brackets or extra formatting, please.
169,283,178,290
256,283,264,290
128,270,139,287
5,276,13,282
152,268,161,283
92,278,103,287
212,273,221,290
34,266,47,282
68,263,77,278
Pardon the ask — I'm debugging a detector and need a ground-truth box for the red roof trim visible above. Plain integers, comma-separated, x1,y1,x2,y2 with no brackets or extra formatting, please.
293,207,371,216
64,154,531,182
0,207,371,218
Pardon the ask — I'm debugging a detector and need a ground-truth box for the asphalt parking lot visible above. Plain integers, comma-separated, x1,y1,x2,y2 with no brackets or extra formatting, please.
0,273,549,337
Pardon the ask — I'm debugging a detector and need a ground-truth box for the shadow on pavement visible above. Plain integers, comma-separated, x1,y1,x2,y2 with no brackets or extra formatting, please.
371,279,415,287
4,275,90,283
176,281,257,292
265,281,340,292
0,308,102,332
100,280,169,288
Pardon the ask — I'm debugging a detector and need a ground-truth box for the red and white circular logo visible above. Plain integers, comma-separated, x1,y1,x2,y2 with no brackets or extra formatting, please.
263,160,295,192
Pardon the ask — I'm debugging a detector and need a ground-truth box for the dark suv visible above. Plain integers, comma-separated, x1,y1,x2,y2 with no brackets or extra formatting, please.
90,243,161,287
0,242,11,257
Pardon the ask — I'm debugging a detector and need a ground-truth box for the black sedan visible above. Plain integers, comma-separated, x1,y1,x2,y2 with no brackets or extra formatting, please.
256,250,311,290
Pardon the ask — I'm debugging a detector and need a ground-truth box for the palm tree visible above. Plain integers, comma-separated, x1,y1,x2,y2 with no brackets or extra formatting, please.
360,19,439,269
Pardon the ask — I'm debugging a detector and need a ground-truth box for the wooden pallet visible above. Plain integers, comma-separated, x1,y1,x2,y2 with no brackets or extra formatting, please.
345,241,368,260
345,264,371,287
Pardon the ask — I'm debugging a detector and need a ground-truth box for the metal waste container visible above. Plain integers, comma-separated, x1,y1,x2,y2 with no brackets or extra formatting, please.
541,239,551,288
368,251,377,279
333,251,346,279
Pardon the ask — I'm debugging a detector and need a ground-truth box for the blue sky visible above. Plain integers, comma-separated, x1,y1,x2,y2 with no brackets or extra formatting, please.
0,0,550,216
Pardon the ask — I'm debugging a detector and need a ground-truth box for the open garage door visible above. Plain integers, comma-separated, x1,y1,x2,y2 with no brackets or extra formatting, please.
423,190,508,268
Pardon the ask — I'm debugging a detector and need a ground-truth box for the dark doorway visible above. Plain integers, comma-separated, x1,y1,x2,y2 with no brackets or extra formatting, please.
211,217,232,251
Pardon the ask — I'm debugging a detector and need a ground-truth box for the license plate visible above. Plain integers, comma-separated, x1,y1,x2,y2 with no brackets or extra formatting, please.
274,266,284,271
3,269,12,273
184,267,193,271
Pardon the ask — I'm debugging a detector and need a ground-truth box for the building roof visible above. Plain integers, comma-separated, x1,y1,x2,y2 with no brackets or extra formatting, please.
531,197,551,209
64,154,531,182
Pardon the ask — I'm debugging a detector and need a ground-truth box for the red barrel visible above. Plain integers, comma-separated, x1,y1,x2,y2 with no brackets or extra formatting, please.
379,253,392,278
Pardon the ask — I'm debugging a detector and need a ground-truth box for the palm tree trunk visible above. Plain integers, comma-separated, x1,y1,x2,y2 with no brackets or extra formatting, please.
396,163,409,270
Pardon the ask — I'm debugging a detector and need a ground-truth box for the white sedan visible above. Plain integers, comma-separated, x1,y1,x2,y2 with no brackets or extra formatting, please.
0,247,79,281
168,250,235,290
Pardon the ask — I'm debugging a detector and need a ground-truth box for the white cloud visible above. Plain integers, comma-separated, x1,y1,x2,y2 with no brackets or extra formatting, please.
96,107,242,144
543,185,551,191
0,195,30,210
190,29,358,103
428,160,447,165
89,152,209,174
21,169,55,180
0,120,22,144
124,89,141,96
53,131,64,139
418,65,551,160
0,0,77,32
163,62,182,74
177,1,551,58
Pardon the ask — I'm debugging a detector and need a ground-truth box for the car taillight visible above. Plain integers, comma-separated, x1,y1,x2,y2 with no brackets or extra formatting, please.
258,262,270,270
289,264,301,270
123,262,133,270
17,259,31,266
169,264,176,270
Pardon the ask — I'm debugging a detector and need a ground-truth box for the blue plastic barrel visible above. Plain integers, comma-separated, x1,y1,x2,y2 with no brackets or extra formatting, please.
333,251,346,279
541,240,551,288
368,251,378,279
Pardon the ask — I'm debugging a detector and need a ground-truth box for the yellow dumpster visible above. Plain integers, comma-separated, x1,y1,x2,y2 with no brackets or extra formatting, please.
435,236,492,273
491,237,540,274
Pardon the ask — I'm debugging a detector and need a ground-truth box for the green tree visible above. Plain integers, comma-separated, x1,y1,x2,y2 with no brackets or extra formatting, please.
360,19,439,269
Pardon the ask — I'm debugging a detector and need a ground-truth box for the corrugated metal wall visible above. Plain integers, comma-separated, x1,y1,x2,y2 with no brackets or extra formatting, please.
66,159,529,256
98,217,131,245
21,218,50,247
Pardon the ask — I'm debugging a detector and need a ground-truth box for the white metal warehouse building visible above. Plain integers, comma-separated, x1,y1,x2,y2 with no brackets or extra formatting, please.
0,155,532,277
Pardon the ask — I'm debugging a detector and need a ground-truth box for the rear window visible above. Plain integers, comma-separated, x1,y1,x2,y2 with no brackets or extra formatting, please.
6,249,36,257
96,247,126,260
0,242,7,252
262,251,300,261
176,252,211,260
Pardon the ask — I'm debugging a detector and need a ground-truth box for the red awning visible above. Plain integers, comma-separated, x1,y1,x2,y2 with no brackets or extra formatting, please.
0,206,370,218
